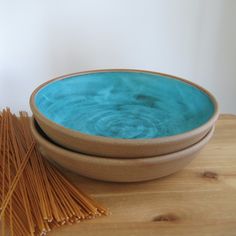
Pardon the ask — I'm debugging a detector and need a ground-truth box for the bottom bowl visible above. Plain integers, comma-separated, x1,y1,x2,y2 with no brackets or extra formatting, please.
31,119,214,182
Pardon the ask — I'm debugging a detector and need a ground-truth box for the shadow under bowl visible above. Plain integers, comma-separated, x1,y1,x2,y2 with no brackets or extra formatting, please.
30,118,215,183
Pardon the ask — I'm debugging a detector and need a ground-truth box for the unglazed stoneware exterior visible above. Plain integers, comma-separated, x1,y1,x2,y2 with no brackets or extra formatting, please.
30,69,219,158
31,118,215,182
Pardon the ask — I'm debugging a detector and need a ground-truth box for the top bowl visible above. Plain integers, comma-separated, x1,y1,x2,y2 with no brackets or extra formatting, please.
30,69,218,158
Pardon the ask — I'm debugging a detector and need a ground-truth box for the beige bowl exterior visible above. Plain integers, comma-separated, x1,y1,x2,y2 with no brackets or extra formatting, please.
30,69,219,158
31,119,215,182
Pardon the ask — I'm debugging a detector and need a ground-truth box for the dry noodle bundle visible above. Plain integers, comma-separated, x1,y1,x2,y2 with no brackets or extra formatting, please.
0,108,108,236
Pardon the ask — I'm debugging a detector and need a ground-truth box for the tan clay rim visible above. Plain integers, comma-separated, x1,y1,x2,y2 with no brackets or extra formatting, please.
31,118,215,164
30,69,219,146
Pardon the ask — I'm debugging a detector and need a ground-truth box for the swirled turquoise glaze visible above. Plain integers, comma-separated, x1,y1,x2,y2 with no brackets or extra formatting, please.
35,71,215,139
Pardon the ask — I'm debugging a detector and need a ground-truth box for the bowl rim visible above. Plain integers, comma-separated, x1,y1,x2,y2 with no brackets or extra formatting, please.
31,118,215,164
30,68,219,145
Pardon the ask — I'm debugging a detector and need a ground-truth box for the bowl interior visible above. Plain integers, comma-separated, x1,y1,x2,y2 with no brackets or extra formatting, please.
35,71,215,139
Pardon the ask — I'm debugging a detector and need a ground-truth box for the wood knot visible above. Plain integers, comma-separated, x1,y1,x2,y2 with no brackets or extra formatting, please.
153,213,179,222
202,171,218,179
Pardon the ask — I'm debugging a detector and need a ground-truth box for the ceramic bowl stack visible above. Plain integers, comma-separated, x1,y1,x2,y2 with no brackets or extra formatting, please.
30,69,219,182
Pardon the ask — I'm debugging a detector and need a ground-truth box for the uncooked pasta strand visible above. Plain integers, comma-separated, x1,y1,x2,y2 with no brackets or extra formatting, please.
19,114,50,221
6,110,14,236
0,142,35,217
0,109,108,235
1,111,6,236
8,111,35,235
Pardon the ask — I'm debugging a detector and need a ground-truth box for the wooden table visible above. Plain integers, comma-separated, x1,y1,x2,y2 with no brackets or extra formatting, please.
50,115,236,236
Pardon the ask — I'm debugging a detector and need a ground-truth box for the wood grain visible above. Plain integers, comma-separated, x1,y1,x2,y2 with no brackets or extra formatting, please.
48,115,236,236
3,115,236,235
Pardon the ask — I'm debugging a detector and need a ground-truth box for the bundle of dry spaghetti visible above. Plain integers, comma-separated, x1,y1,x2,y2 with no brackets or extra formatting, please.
0,108,108,236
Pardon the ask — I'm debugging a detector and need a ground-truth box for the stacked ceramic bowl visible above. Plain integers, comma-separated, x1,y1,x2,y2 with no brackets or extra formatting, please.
30,69,219,182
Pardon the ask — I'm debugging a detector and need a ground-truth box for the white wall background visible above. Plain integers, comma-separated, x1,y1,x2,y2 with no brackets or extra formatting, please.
1,0,236,113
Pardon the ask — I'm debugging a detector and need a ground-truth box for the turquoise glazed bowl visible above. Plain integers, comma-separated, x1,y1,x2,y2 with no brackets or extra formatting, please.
30,69,218,158
31,118,215,182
